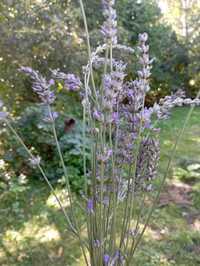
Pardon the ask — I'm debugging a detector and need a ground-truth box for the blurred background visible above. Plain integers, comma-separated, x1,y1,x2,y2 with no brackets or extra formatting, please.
0,1,200,265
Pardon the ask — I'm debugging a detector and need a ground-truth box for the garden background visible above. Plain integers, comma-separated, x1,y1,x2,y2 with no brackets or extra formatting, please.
0,0,200,265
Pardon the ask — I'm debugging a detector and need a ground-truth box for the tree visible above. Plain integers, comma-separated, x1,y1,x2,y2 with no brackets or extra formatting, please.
159,0,200,95
118,0,187,93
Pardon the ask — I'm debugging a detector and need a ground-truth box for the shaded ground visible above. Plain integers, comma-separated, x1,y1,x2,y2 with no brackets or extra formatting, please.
0,107,200,266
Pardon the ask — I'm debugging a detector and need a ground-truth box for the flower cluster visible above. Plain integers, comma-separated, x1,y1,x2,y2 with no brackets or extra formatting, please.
101,0,117,44
51,69,82,92
7,1,199,265
20,67,56,104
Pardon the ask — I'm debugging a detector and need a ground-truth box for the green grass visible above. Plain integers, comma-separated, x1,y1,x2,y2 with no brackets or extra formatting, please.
0,107,200,266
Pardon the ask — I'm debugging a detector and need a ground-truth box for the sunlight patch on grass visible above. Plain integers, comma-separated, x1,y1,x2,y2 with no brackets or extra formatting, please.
46,188,70,210
33,225,61,243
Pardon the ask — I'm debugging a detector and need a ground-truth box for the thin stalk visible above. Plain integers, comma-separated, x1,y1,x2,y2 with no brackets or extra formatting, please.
5,120,77,233
79,0,98,101
47,106,73,207
83,101,87,194
6,119,89,265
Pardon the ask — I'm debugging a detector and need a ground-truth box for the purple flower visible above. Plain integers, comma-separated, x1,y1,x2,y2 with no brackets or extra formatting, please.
51,69,81,91
20,67,56,104
0,111,7,120
112,112,119,124
103,254,110,264
43,111,58,123
98,148,113,162
64,74,81,91
93,110,104,122
94,239,101,248
101,0,117,44
49,79,55,86
110,250,125,265
87,199,94,214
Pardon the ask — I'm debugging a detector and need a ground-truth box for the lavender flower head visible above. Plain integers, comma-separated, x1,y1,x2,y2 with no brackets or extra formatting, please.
20,67,56,104
43,111,58,123
103,254,110,264
87,199,94,214
101,0,117,44
51,69,81,91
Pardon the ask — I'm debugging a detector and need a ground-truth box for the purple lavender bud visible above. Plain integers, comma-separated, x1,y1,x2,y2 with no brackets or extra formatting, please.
0,111,7,120
20,66,56,104
49,79,55,86
87,199,94,214
64,74,82,92
93,110,104,122
98,148,113,162
94,239,101,248
43,111,58,123
103,254,110,264
51,69,81,92
112,112,119,124
110,250,125,265
101,0,117,44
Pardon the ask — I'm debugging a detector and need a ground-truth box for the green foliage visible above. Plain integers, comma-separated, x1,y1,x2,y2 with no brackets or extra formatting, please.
0,0,197,112
0,107,200,265
0,105,90,193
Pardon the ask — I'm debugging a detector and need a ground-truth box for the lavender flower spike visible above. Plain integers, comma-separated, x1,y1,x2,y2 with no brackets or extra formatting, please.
101,0,117,44
51,69,81,91
64,74,82,91
20,66,56,104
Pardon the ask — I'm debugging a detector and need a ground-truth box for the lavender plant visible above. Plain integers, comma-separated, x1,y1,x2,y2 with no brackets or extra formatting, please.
1,0,200,265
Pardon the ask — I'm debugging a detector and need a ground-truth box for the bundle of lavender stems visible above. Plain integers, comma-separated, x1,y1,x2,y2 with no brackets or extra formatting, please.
1,0,200,265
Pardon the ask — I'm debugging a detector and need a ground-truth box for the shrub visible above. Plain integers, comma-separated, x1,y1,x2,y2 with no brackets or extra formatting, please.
0,105,90,193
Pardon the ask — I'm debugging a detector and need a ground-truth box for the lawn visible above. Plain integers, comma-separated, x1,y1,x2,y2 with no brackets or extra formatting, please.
0,107,200,266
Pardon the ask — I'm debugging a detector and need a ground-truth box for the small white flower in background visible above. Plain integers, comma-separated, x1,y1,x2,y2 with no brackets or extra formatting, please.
29,156,41,167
